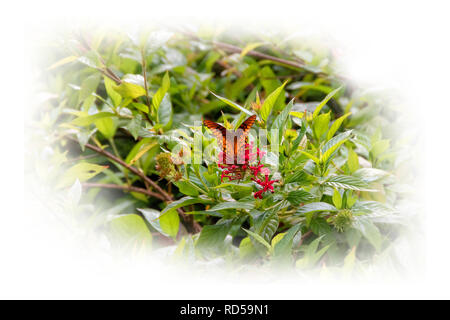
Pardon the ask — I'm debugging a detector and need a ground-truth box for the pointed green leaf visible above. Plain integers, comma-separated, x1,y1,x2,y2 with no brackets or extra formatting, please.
152,71,170,111
210,91,253,116
312,86,342,118
260,80,288,121
295,202,338,215
327,112,351,140
113,81,146,99
273,224,302,259
160,196,213,216
71,112,116,126
325,175,376,192
243,228,271,251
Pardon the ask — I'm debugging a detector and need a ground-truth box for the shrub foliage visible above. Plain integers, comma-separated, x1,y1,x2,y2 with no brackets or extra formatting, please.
29,27,413,273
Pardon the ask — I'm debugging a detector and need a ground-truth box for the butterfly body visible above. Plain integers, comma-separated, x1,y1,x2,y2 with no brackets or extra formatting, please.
203,115,256,165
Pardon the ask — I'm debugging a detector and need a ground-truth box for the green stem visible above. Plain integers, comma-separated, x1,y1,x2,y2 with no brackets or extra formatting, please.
109,138,121,161
194,166,210,191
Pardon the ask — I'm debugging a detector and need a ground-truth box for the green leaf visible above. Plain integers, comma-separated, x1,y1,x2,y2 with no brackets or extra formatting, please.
48,55,78,70
273,224,302,259
299,150,320,164
243,228,271,251
313,111,330,141
129,141,158,165
174,181,199,196
132,102,149,113
76,127,97,151
196,220,232,251
296,235,331,269
210,91,253,116
239,237,256,259
260,66,285,112
353,168,391,183
208,201,254,211
286,190,314,206
343,247,357,274
271,99,294,143
347,148,359,173
345,228,362,248
310,217,332,235
371,139,390,158
78,74,101,104
312,86,342,118
125,138,152,164
58,162,108,188
104,76,122,107
295,202,338,215
77,53,101,69
156,94,173,130
353,216,383,252
159,209,180,239
327,112,351,140
252,209,279,244
152,71,170,112
138,208,166,236
71,112,116,126
125,114,142,140
291,117,307,151
160,196,213,216
285,170,314,184
95,117,117,139
325,175,375,192
332,189,342,209
260,80,287,121
271,233,286,248
351,201,396,215
213,182,253,190
112,81,146,99
109,214,152,246
320,130,353,164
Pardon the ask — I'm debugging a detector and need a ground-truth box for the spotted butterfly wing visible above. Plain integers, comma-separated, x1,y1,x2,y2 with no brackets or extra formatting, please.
235,115,256,164
204,115,256,164
203,119,227,163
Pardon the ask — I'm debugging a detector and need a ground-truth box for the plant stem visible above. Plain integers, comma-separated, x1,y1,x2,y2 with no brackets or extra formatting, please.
141,48,154,126
185,180,209,195
178,30,324,74
109,138,121,160
67,135,202,233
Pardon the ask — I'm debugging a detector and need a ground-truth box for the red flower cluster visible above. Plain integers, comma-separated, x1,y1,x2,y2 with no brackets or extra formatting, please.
218,141,278,199
252,175,278,199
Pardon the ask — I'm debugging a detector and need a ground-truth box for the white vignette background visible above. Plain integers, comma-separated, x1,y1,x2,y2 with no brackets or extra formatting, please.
2,0,450,299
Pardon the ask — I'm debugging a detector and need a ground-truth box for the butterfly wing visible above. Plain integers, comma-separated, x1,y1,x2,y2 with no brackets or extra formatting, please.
203,119,227,162
236,115,256,164
204,115,256,165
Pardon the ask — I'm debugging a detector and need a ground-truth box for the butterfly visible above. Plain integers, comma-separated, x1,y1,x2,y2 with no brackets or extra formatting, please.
203,115,257,165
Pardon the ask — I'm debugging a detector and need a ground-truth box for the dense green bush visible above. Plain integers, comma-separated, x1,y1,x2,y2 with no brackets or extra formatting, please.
29,27,415,274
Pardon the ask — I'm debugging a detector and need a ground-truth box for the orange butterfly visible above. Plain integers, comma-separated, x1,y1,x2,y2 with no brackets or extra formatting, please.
203,115,257,165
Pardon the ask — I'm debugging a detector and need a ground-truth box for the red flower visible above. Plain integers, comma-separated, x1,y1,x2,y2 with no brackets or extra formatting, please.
252,174,278,199
217,141,277,198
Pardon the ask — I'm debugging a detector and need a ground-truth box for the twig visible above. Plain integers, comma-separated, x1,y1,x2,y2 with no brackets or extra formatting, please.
214,41,308,70
141,48,152,110
140,48,154,125
82,182,165,201
67,136,202,233
69,136,167,197
178,30,319,73
77,32,122,85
